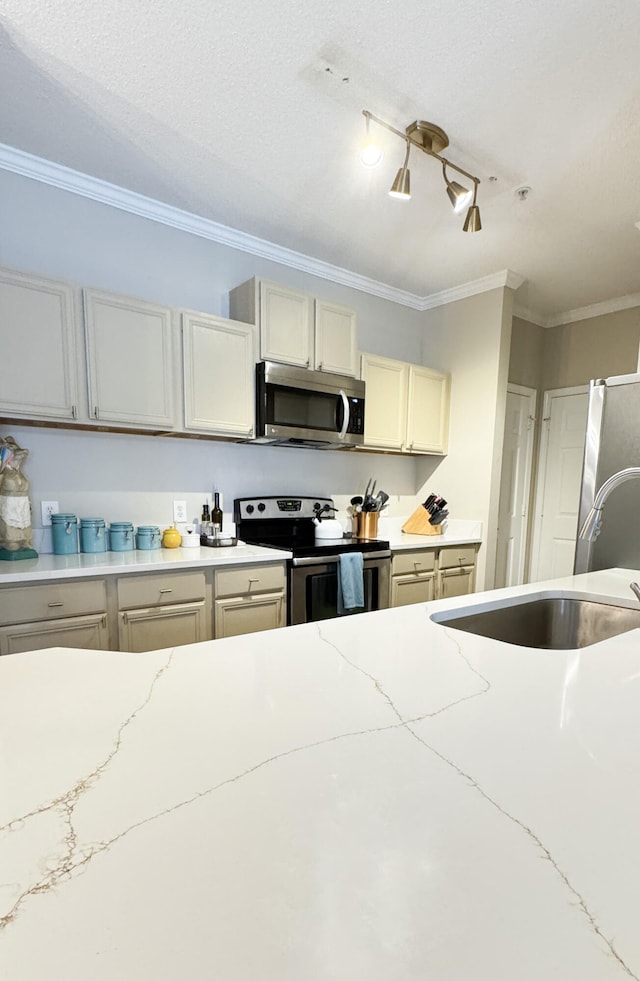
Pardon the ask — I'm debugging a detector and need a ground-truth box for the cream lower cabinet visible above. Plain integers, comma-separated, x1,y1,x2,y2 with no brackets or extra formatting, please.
360,353,450,455
117,570,209,652
0,579,109,654
390,549,437,607
214,563,286,639
390,544,478,607
437,545,477,599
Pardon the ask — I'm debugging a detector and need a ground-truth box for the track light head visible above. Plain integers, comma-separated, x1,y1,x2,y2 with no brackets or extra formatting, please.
388,141,411,199
463,204,482,232
443,163,473,213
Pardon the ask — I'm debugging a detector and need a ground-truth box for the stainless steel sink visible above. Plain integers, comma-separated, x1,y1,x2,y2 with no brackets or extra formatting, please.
431,595,640,649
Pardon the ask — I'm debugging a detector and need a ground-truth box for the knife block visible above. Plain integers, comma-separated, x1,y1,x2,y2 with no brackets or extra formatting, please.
401,506,444,536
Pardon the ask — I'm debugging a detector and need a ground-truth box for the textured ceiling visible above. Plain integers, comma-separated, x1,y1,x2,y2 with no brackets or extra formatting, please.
1,0,640,319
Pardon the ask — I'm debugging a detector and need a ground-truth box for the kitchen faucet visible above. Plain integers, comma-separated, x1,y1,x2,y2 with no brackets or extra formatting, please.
578,467,640,541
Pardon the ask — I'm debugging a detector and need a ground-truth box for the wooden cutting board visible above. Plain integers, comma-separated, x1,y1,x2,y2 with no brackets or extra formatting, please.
401,506,444,535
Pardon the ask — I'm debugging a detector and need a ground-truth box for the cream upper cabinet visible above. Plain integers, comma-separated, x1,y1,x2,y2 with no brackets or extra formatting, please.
83,288,176,429
0,267,78,421
229,278,358,376
360,353,450,455
360,353,408,450
406,365,450,454
314,300,358,376
182,311,256,437
260,281,314,367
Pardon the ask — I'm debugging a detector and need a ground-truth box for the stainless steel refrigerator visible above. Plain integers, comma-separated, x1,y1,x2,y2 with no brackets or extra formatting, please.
574,372,640,574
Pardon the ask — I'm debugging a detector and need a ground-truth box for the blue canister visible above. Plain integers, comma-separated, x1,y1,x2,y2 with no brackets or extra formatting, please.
109,521,135,552
136,525,161,550
51,513,78,555
80,517,107,553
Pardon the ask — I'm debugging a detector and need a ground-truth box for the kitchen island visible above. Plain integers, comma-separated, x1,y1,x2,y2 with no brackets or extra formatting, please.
1,568,639,979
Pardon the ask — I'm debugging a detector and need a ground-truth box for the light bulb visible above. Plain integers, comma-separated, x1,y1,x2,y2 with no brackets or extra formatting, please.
359,141,383,168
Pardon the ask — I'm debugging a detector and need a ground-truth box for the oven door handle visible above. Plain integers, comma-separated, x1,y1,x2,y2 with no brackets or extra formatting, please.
337,390,350,440
292,549,391,567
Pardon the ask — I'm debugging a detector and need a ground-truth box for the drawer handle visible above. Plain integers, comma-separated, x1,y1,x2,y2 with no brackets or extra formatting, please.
413,561,422,568
48,601,64,608
159,588,173,594
248,578,260,584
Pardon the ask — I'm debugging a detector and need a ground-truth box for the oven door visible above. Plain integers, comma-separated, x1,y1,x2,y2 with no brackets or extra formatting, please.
289,551,390,625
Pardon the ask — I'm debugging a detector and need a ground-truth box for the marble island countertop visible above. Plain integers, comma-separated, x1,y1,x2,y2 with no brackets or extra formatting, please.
3,567,639,979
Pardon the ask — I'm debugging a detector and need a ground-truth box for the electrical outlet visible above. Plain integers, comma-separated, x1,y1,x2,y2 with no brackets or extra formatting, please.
173,500,188,523
41,501,59,526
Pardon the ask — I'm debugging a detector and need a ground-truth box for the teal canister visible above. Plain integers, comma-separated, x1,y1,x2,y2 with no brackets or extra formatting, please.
80,517,107,553
109,521,134,552
51,513,78,555
136,525,161,550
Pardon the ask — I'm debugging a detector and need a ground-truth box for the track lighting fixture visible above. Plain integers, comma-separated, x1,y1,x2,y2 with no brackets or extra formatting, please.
360,110,482,231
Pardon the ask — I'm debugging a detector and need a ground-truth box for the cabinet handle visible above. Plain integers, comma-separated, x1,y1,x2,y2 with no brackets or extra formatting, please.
159,588,173,594
94,406,99,419
413,561,422,568
48,601,64,608
71,405,77,419
317,361,322,370
248,578,260,584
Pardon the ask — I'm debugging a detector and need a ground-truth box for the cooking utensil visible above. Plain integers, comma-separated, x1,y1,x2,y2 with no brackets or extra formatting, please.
350,496,363,507
373,490,389,511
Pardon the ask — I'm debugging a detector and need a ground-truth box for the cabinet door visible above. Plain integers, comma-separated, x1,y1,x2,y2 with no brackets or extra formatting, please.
0,613,109,655
406,365,450,454
437,567,475,600
259,281,313,367
215,591,285,638
391,573,436,607
314,300,357,376
0,268,78,421
360,354,407,449
118,601,208,652
84,289,175,428
183,313,255,436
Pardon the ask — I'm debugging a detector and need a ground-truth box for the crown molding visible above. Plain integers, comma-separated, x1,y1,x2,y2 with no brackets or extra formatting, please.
0,141,524,314
512,303,547,326
544,293,640,328
419,269,526,311
515,293,640,328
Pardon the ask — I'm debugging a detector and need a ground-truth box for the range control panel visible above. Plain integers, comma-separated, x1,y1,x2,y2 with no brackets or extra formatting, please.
234,496,333,521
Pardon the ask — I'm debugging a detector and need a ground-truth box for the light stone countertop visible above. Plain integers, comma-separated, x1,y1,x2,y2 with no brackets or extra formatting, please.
0,542,291,584
379,516,482,550
1,567,640,979
0,517,481,585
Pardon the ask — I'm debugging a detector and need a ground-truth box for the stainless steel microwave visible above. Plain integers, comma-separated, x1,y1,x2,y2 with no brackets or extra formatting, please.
255,361,365,449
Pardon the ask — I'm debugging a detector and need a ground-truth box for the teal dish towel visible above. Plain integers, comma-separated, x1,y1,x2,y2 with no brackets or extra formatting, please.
337,552,364,613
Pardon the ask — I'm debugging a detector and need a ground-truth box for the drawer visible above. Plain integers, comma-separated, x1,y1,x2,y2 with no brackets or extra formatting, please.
438,546,477,569
215,563,285,598
0,579,107,625
117,570,206,609
392,549,436,576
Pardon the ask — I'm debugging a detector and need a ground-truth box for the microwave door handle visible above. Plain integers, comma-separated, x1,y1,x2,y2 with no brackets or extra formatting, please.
338,390,350,440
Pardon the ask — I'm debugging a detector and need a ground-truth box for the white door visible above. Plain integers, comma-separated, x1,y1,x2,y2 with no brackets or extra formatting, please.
530,387,589,582
495,385,537,588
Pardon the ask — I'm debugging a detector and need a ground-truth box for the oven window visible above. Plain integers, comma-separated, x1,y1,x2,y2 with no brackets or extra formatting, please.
268,385,338,433
306,567,377,621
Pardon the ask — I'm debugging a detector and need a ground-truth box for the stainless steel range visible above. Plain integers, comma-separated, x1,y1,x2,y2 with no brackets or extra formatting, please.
234,496,391,625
